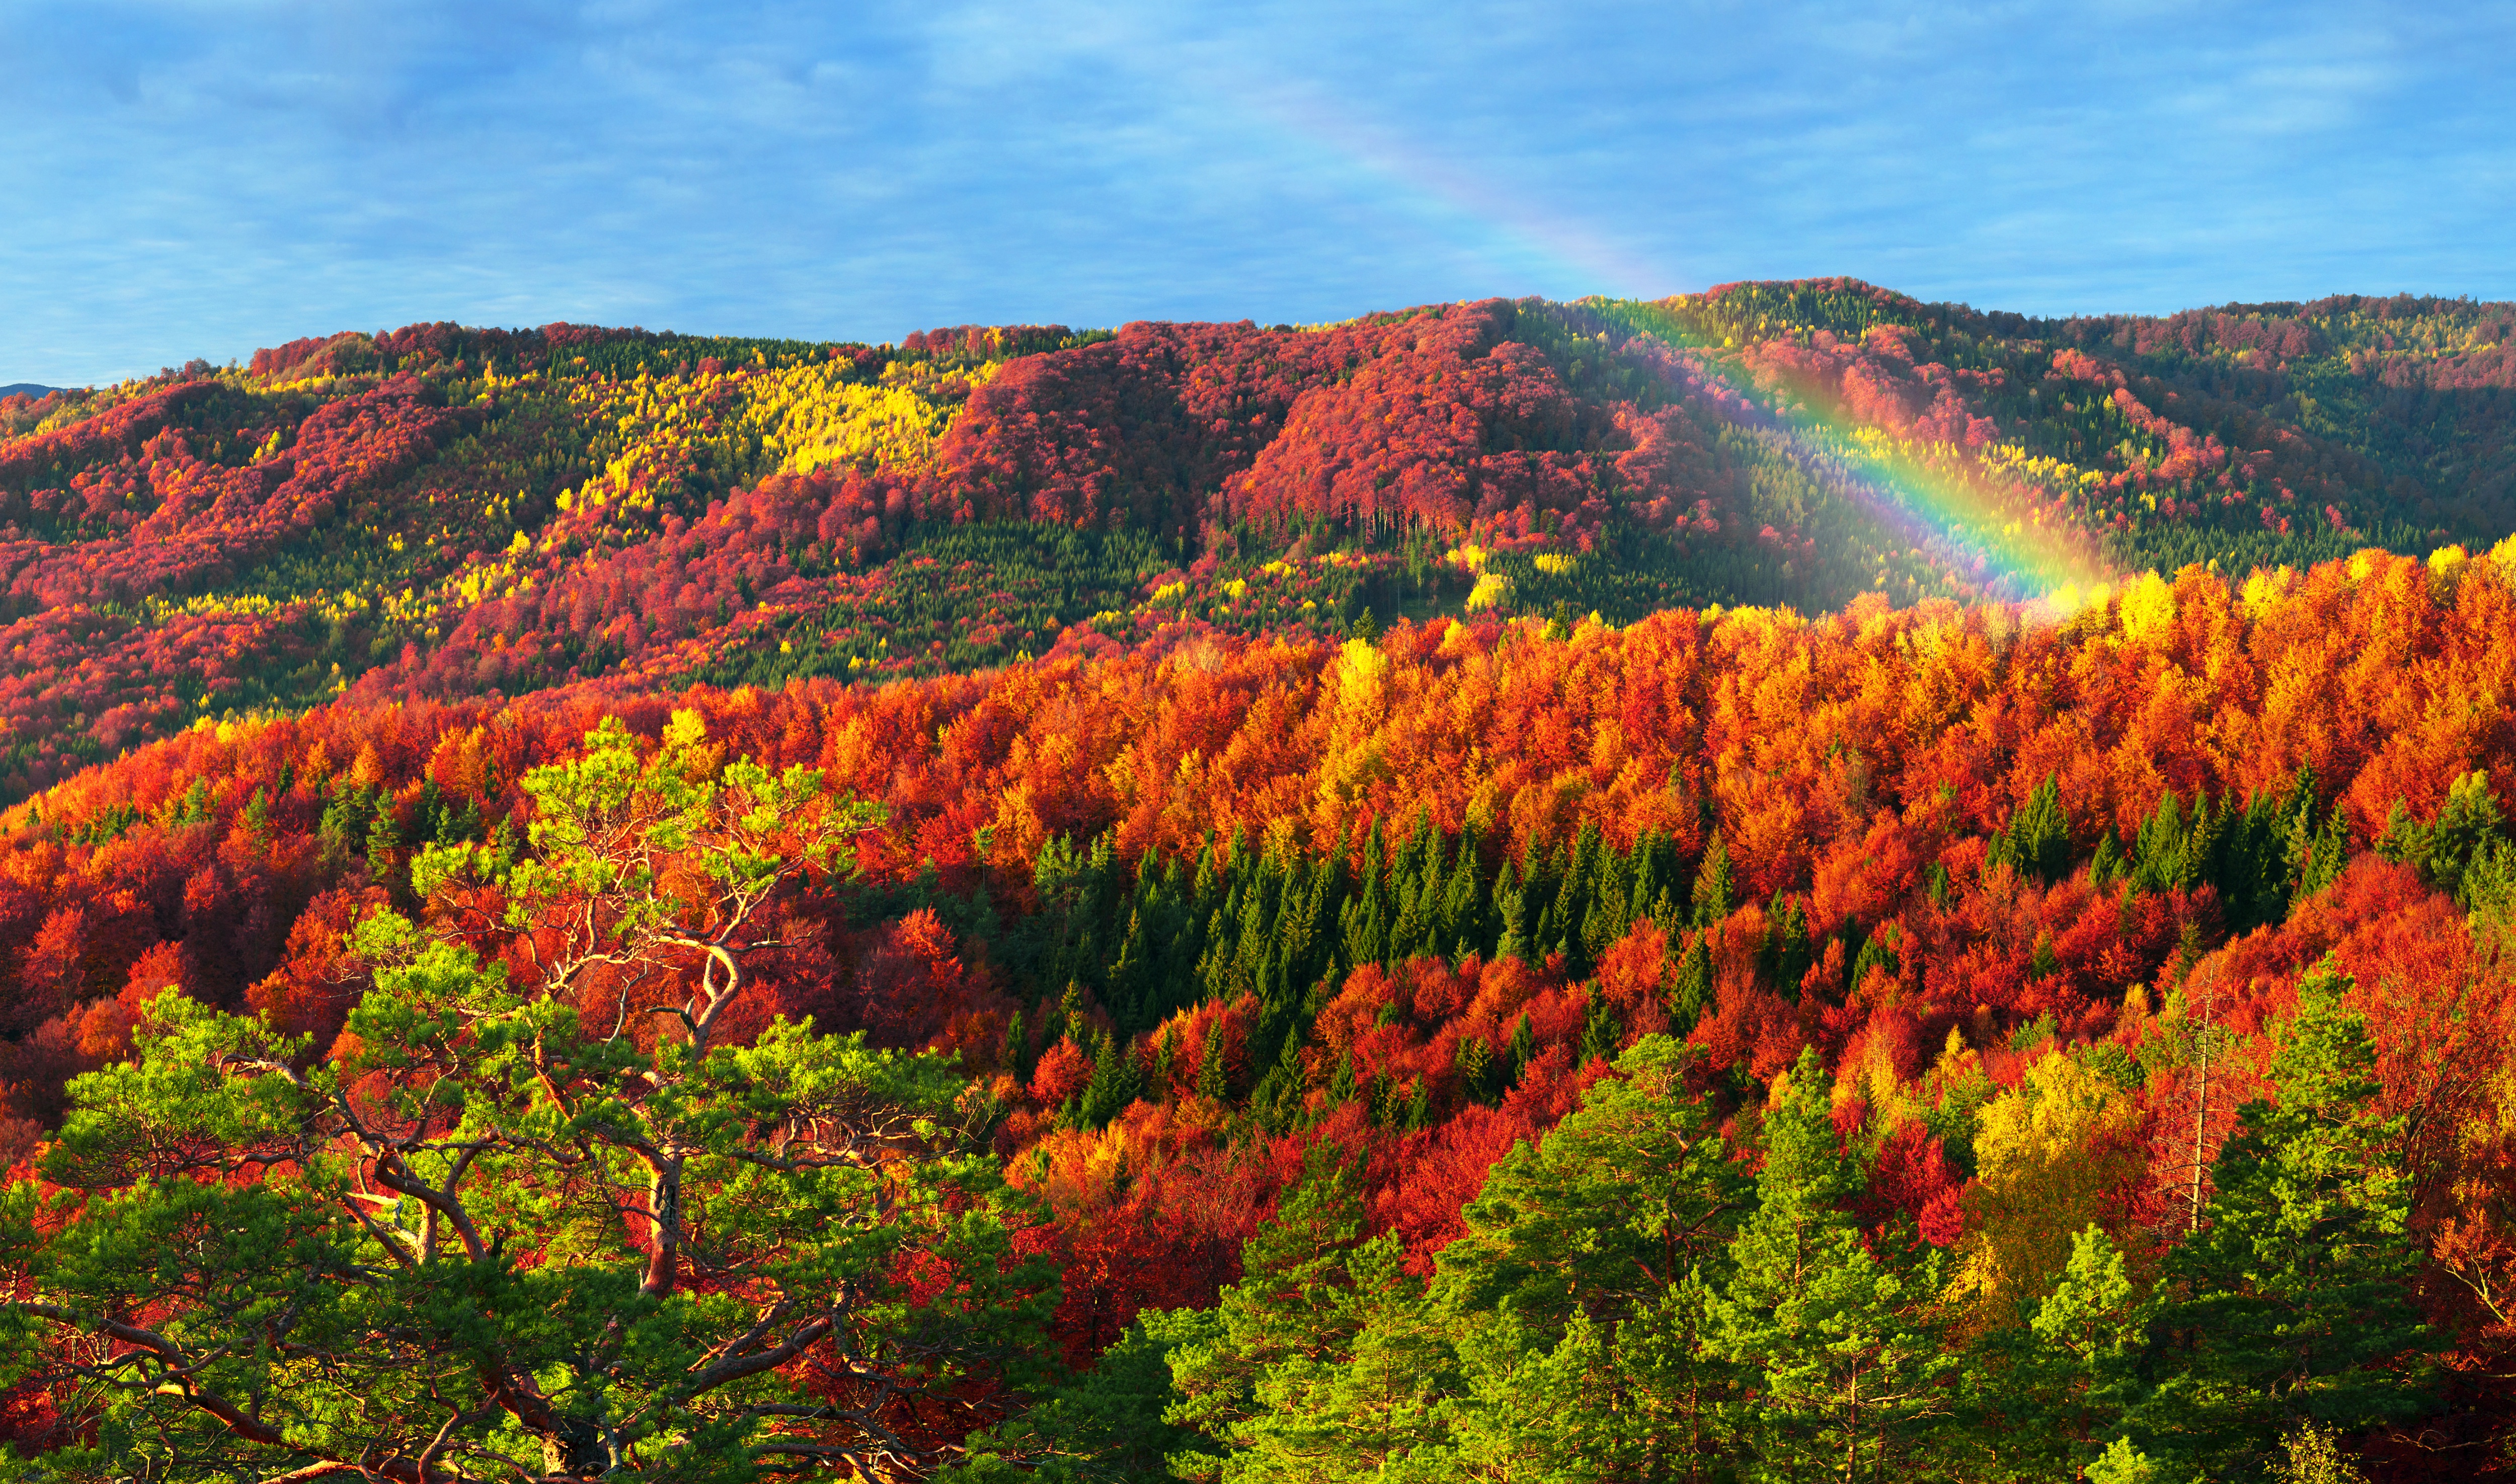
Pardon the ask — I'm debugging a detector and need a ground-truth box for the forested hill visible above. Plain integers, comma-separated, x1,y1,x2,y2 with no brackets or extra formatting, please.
9,556,2516,1478
5,284,2516,1478
1,279,2511,802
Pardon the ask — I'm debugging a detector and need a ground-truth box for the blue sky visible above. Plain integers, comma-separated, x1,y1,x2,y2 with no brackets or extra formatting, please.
5,0,2511,386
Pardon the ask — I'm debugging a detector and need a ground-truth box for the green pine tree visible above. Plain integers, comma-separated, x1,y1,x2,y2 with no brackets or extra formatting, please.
1434,1037,1741,1336
1002,1008,1030,1079
1712,1047,1952,1480
1955,1225,2147,1482
1999,775,2072,884
1693,833,1735,928
1197,1022,1231,1102
941,1314,1205,1482
1165,1145,1447,1479
1671,930,1714,1032
2135,960,2435,1474
1078,1030,1143,1127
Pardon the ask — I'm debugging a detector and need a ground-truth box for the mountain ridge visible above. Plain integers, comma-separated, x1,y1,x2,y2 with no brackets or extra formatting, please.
0,280,2508,801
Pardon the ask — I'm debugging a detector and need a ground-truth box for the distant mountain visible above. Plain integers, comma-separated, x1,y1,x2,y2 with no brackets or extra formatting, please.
0,282,2510,801
0,383,62,399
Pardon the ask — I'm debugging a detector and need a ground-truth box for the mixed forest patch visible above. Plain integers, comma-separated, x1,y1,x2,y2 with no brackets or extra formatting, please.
3,283,2516,1479
4,283,2511,803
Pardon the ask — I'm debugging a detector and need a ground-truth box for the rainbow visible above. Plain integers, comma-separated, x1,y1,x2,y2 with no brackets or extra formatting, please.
1223,69,2120,608
1246,84,1678,302
1606,297,2121,609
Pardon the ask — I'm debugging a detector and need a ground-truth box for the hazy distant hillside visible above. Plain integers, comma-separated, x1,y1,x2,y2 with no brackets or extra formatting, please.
0,281,2509,800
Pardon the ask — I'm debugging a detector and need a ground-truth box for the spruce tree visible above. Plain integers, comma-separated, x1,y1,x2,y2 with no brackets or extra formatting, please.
1998,775,2072,884
1078,1030,1142,1127
365,803,403,884
1580,993,1622,1066
1438,821,1484,953
1249,1027,1308,1131
1455,1035,1498,1106
1001,1007,1029,1080
1766,893,1812,999
1713,1047,1951,1480
1552,822,1602,969
1671,930,1714,1032
1436,1040,1746,1480
1164,1145,1446,1478
1693,832,1735,928
1196,1023,1231,1102
2136,961,2434,1473
1492,856,1530,965
2133,790,2189,895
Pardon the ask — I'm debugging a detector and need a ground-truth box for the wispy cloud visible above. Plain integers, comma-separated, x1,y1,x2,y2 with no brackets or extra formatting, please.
2,0,2509,384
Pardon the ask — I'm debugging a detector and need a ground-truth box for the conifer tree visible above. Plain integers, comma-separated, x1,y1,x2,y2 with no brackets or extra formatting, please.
1956,1225,2147,1482
1197,1022,1231,1102
1552,822,1603,969
1671,930,1714,1032
1455,1035,1499,1106
1492,855,1531,965
1438,821,1483,954
1,714,1043,1482
2133,790,2190,895
942,1317,1204,1482
2136,961,2434,1474
1003,1006,1030,1079
1435,1037,1740,1334
1994,775,2072,884
1079,1029,1143,1127
1713,1047,1952,1480
1693,832,1735,928
1765,893,1811,998
1580,992,1622,1066
1250,1028,1308,1131
2033,1228,2147,1468
1164,1145,1447,1480
1224,1234,1449,1480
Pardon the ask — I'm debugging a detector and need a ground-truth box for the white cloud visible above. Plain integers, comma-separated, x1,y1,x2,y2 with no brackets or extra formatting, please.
0,0,2509,382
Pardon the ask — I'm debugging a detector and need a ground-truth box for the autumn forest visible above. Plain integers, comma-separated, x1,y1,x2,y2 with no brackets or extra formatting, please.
3,280,2515,1482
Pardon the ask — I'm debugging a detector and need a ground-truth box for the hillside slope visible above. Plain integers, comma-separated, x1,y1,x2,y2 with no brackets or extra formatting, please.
9,287,2516,1473
8,551,2516,1472
0,282,2508,803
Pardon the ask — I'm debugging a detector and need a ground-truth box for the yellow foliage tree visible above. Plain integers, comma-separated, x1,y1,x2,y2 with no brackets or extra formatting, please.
1954,1050,2145,1324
